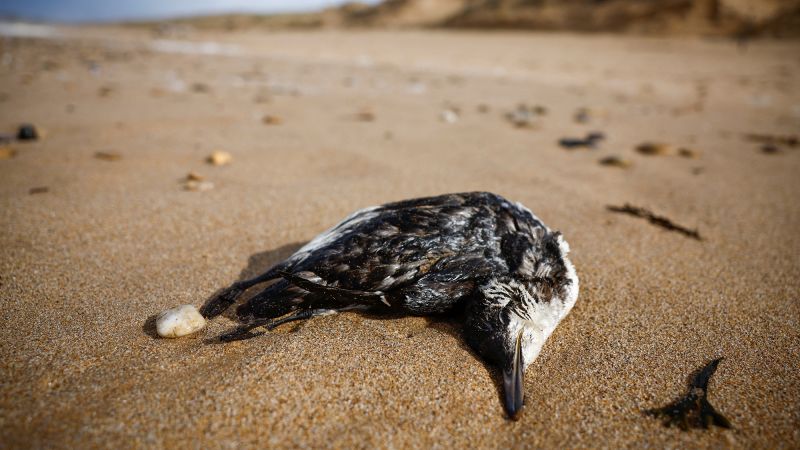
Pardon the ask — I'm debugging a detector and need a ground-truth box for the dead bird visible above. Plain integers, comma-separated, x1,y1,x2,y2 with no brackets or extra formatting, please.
199,192,579,419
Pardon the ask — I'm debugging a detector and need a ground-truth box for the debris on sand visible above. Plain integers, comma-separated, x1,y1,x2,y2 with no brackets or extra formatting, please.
182,172,214,191
607,204,702,240
98,86,113,97
440,108,459,124
586,131,605,141
559,138,589,149
29,186,49,195
207,151,232,166
262,114,282,125
636,142,672,156
191,82,211,93
356,109,375,122
16,124,39,141
646,358,732,431
94,151,122,161
186,171,204,181
0,147,16,160
744,133,798,148
598,155,631,168
760,144,781,154
559,132,605,150
156,304,206,338
477,104,490,114
184,180,214,192
572,107,606,124
574,107,591,124
505,104,544,128
678,147,699,159
574,108,590,124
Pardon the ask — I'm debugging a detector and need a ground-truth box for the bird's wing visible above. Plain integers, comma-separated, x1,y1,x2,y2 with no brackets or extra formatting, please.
282,253,504,313
278,271,391,306
285,192,522,293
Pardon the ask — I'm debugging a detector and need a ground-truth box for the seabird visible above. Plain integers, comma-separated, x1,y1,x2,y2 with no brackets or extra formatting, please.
201,191,579,419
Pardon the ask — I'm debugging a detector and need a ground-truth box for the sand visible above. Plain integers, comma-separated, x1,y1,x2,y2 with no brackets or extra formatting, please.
1,24,799,448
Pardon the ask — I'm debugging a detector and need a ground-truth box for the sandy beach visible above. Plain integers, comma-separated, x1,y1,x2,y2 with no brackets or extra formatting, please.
1,23,799,448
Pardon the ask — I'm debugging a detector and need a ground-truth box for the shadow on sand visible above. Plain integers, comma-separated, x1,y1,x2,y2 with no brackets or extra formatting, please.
202,242,306,322
154,240,507,417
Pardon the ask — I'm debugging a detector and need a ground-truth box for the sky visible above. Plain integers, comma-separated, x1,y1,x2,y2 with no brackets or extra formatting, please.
0,0,382,23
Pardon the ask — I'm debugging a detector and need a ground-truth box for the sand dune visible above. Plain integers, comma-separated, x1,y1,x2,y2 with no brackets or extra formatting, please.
133,0,800,38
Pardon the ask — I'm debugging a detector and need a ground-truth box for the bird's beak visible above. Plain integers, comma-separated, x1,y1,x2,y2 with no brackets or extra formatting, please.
503,330,525,420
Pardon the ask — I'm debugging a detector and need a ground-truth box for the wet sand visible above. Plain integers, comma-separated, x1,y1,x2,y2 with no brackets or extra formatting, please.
1,24,799,448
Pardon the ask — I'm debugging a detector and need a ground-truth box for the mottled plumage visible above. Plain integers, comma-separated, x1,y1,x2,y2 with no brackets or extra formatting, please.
201,192,579,419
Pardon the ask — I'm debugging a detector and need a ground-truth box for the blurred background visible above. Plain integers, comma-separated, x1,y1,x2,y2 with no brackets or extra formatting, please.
1,0,799,36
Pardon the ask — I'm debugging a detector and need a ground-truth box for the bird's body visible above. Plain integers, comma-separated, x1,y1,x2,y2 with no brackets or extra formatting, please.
201,192,579,419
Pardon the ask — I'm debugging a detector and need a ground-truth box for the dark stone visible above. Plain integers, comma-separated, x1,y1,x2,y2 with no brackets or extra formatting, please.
17,124,38,141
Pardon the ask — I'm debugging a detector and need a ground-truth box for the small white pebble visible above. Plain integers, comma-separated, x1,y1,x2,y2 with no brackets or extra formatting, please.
440,109,459,124
156,305,206,338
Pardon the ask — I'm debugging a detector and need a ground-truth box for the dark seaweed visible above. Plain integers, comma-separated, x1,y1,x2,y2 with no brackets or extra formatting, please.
744,133,798,148
646,357,732,431
760,144,781,154
28,186,49,195
558,132,605,149
607,204,702,241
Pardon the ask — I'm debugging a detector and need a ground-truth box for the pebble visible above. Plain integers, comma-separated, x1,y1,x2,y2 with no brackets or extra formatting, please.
156,305,206,338
599,156,632,168
191,82,211,93
505,104,539,128
182,172,213,191
207,151,232,166
0,147,16,160
574,107,606,123
262,115,282,125
574,107,591,124
17,124,39,141
440,108,459,124
356,110,375,122
636,142,672,156
186,171,204,181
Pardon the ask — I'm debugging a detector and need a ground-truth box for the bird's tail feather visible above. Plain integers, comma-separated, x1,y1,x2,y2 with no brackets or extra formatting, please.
200,267,284,319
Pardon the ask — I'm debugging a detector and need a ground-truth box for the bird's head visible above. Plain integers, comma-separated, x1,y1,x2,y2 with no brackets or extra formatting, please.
463,231,579,420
